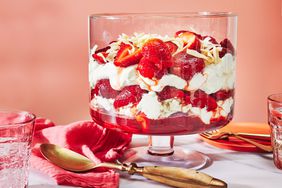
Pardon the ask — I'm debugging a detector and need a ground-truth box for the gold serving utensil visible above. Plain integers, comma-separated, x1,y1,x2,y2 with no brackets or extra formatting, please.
201,131,273,152
202,131,270,141
40,143,227,188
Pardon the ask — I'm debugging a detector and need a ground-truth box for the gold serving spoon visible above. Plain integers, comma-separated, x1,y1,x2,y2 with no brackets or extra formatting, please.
40,144,227,188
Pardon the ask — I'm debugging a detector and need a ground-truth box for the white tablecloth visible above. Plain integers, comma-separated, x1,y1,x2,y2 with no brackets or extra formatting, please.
28,135,282,188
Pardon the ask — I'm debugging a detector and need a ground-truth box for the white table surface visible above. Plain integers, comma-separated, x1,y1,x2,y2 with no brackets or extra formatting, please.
28,135,282,188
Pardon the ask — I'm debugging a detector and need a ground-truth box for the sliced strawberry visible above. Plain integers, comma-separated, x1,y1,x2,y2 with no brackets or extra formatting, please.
142,38,172,68
113,85,146,108
175,30,202,39
191,97,206,108
92,54,106,64
95,41,116,53
219,48,227,58
95,46,110,54
183,94,191,105
114,42,142,67
177,31,201,51
137,57,156,79
175,30,188,37
115,49,142,67
175,31,202,51
137,38,172,79
210,116,227,124
219,38,235,58
206,97,218,111
158,86,184,101
164,41,178,54
92,52,108,64
211,89,234,101
170,51,205,81
191,90,207,108
191,90,218,111
137,56,166,79
193,90,208,98
93,79,119,99
220,38,235,53
203,36,218,44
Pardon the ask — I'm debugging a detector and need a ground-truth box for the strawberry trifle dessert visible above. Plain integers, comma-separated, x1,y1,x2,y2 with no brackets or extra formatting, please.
89,30,235,135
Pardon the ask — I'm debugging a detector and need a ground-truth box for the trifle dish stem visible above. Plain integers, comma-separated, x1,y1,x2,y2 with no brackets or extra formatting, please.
148,136,174,155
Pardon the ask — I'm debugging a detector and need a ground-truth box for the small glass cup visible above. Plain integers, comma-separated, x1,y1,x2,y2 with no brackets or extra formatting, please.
268,93,282,169
0,111,36,188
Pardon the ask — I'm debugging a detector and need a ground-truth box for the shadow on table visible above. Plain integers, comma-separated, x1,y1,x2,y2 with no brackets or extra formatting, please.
228,183,253,188
120,173,171,188
205,151,273,162
120,174,254,188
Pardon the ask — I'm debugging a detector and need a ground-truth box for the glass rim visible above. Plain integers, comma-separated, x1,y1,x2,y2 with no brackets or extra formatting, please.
89,12,237,19
268,93,282,104
0,110,36,128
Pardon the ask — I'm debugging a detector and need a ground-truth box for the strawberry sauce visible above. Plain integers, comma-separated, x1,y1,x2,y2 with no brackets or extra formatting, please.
90,107,233,135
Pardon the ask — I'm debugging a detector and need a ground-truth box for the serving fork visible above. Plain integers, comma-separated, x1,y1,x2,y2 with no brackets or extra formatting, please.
200,130,272,152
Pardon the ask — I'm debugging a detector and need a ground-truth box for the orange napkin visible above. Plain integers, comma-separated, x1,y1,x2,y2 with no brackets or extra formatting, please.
31,118,132,188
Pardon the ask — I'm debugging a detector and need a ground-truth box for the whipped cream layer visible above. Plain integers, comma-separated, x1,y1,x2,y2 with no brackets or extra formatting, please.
89,53,235,93
91,95,233,124
188,53,235,94
89,62,139,90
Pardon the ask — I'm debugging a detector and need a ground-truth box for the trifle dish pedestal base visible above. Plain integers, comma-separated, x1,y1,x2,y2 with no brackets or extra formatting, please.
119,136,210,169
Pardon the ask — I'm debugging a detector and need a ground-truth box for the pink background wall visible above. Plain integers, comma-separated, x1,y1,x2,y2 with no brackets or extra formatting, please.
0,0,281,124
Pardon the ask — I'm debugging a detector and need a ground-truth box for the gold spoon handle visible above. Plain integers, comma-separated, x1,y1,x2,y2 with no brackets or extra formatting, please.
141,166,227,188
143,173,213,188
233,134,273,152
100,163,227,188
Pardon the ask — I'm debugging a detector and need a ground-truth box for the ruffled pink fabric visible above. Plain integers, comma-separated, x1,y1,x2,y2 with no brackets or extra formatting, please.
31,118,132,188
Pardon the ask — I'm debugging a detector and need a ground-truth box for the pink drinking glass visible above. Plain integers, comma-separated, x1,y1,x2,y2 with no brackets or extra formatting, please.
268,93,282,169
0,110,36,187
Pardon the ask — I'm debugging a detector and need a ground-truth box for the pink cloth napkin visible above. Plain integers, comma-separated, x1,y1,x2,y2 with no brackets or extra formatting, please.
31,118,132,188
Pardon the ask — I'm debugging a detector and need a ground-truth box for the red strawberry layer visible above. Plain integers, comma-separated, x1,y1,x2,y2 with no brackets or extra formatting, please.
93,79,120,99
190,90,218,111
211,89,234,101
113,85,147,108
158,86,184,101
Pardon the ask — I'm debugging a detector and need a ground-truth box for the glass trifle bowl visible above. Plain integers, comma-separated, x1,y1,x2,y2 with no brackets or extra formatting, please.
89,12,237,168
